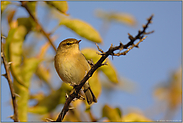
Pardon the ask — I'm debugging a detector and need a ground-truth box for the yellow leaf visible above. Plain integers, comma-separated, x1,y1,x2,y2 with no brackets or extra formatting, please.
99,60,118,83
46,1,68,15
102,104,122,122
35,64,51,84
29,82,72,114
122,113,151,122
1,1,11,13
82,48,118,83
96,9,137,27
60,18,102,43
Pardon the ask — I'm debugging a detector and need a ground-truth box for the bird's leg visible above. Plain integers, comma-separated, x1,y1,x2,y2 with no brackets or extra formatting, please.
70,83,85,101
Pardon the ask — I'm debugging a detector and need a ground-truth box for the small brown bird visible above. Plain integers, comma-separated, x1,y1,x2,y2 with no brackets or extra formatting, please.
54,38,97,104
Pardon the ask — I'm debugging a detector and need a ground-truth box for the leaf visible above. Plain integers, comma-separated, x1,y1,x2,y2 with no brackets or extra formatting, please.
29,89,62,114
115,107,122,118
35,64,51,89
95,9,137,27
102,104,122,122
89,71,101,99
154,67,182,110
29,82,72,114
60,18,102,43
17,17,35,33
7,9,16,24
99,60,118,83
13,58,39,121
6,25,40,121
1,1,11,13
82,48,118,83
27,1,37,17
21,58,40,87
45,1,68,15
9,26,27,86
3,28,17,62
122,113,151,122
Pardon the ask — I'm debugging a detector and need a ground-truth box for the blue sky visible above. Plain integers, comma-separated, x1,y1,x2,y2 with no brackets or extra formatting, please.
1,1,182,122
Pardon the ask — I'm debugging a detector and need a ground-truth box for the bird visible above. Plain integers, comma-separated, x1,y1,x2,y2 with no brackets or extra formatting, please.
54,38,97,104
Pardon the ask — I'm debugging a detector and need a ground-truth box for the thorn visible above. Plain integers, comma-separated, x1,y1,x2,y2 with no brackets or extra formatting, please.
2,73,7,78
111,54,114,60
68,106,75,110
1,52,3,57
8,115,15,120
142,24,146,28
45,118,54,122
8,62,13,65
14,93,20,97
96,43,104,53
128,33,134,40
102,61,108,66
1,35,6,39
88,59,94,66
138,30,141,33
96,52,103,56
110,44,113,48
119,42,123,51
65,93,69,99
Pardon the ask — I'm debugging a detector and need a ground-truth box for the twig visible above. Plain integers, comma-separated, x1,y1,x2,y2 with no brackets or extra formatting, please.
55,14,154,122
1,39,19,122
20,1,57,52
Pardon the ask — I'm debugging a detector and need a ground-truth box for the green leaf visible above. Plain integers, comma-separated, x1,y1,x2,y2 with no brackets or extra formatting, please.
82,48,118,83
21,58,40,87
3,28,16,62
60,18,102,43
17,17,35,33
27,1,37,17
29,82,72,114
115,107,122,118
35,64,51,89
1,1,11,13
46,1,68,15
6,25,40,121
9,26,27,86
102,104,122,122
13,58,39,121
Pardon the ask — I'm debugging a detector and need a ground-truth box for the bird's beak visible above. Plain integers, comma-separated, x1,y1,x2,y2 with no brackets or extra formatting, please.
77,40,81,44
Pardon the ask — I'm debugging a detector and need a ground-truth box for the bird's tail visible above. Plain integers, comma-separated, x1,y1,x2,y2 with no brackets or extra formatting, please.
84,83,97,105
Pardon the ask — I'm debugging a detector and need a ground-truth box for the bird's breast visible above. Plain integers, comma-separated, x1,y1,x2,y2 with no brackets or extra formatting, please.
54,53,90,85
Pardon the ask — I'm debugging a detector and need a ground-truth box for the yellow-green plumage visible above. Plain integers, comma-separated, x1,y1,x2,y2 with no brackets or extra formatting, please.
54,38,97,104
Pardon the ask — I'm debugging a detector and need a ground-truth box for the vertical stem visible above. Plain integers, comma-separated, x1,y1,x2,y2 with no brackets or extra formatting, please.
1,40,18,122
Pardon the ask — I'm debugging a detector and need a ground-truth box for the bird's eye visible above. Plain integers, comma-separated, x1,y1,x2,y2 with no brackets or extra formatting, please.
66,43,71,45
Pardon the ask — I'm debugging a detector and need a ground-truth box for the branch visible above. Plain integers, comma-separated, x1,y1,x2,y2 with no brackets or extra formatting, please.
20,1,57,52
1,38,19,122
55,14,154,122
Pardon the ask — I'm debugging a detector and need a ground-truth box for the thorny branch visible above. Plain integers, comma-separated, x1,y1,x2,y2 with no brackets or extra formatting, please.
55,14,154,122
20,1,57,52
1,38,19,122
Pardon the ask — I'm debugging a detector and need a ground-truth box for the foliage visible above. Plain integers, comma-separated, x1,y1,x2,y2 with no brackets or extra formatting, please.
1,1,180,122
